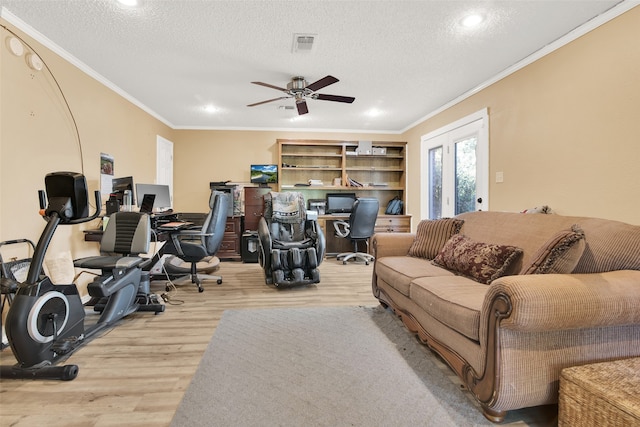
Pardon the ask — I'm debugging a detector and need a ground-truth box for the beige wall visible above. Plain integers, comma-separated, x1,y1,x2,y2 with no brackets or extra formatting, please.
402,6,640,225
172,130,403,212
1,21,175,260
1,6,639,265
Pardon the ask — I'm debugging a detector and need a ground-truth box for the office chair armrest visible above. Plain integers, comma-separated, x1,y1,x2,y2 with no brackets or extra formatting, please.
168,233,185,256
177,229,212,237
332,220,350,238
170,230,214,253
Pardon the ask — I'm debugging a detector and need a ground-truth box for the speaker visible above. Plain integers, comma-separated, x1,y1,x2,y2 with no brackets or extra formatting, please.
44,172,89,220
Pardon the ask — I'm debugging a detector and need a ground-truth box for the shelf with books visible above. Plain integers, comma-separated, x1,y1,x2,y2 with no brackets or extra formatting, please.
277,139,407,215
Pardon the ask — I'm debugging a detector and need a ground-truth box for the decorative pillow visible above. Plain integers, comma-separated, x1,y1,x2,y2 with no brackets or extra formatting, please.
433,234,523,284
408,218,464,259
521,224,586,274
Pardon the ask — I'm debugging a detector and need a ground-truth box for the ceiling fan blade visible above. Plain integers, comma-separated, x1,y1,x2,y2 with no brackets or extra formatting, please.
296,100,309,115
306,75,339,92
247,96,290,107
315,93,356,103
251,81,288,92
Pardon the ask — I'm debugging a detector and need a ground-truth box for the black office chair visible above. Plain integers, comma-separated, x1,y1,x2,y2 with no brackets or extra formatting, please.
258,191,325,287
161,191,229,292
333,198,379,265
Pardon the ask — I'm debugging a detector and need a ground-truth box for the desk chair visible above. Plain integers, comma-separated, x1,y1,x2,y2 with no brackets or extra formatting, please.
333,198,379,265
161,191,229,292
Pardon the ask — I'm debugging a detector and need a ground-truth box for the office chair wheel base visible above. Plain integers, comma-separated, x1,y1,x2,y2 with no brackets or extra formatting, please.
198,287,204,293
217,279,222,284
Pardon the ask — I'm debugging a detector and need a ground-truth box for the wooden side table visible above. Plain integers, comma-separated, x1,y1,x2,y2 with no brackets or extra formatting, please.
559,357,640,426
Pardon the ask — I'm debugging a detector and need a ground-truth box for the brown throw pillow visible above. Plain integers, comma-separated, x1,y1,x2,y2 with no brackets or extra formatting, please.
521,224,586,274
433,234,523,284
408,218,464,259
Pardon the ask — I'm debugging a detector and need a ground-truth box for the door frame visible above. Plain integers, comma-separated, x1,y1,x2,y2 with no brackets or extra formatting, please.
420,108,489,219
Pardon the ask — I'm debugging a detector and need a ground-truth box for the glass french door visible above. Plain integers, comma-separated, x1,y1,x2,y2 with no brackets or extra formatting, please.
421,110,488,220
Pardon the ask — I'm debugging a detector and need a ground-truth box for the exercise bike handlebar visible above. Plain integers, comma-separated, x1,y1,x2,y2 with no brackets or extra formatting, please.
27,191,101,285
41,190,102,225
68,190,102,224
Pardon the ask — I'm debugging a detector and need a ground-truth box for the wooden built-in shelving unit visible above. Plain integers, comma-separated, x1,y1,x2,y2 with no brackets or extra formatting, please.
277,139,407,211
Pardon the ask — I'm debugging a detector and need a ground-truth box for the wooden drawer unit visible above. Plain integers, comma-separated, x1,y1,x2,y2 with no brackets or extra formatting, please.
244,186,271,232
218,216,242,260
374,215,411,233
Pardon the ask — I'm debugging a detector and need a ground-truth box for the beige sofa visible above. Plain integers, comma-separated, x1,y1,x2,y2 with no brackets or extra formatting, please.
371,211,640,422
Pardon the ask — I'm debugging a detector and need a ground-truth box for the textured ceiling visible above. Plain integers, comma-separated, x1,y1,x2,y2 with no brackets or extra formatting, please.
0,1,629,132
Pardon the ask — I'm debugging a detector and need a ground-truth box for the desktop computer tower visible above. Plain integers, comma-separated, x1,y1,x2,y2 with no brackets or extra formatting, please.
209,183,236,217
241,232,259,263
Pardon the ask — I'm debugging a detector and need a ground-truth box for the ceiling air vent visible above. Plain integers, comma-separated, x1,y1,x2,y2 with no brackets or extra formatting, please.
292,33,317,53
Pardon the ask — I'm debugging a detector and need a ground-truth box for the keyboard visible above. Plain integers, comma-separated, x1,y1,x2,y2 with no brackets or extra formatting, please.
157,221,193,230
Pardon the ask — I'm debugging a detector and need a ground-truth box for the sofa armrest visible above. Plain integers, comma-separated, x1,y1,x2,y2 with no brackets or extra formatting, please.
372,232,415,258
481,270,640,333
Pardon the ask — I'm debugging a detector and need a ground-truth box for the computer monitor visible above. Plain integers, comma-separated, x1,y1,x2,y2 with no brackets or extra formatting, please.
111,176,135,205
135,183,172,211
325,193,357,214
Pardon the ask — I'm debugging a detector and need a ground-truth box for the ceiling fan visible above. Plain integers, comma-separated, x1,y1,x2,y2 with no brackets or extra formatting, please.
247,75,355,115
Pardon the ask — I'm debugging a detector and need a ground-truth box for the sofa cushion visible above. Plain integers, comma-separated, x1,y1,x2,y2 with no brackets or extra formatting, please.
455,211,584,273
573,217,640,274
433,234,523,284
410,276,487,341
521,225,586,274
408,218,464,259
375,256,455,296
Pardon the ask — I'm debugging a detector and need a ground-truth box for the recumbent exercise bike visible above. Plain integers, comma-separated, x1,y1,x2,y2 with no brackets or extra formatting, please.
0,172,164,381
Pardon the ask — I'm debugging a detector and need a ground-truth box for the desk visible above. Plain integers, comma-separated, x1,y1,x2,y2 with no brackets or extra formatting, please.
83,212,181,242
317,214,411,256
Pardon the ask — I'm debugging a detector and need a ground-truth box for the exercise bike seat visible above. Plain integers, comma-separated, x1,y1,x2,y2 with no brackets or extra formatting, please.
74,255,147,271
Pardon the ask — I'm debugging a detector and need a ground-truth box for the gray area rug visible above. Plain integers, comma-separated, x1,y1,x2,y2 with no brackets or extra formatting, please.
171,306,555,426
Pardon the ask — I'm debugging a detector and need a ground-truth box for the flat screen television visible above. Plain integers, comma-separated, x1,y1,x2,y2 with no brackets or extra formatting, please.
111,176,135,205
326,192,357,214
250,164,278,185
135,183,172,211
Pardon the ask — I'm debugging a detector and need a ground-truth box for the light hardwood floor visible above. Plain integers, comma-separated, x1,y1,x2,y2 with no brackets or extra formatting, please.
0,259,378,427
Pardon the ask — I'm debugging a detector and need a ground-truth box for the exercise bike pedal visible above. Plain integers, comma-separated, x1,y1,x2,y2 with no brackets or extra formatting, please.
52,336,83,355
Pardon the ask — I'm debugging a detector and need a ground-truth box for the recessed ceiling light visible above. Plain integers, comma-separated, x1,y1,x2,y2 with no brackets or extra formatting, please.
117,0,138,7
203,105,217,113
461,14,484,28
365,108,383,118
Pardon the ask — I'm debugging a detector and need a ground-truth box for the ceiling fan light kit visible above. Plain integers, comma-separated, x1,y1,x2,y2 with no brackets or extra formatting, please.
248,75,355,115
